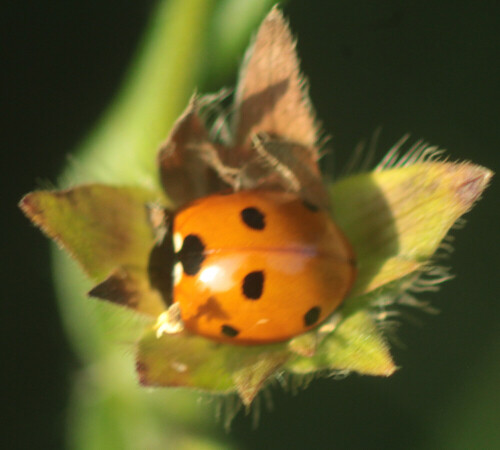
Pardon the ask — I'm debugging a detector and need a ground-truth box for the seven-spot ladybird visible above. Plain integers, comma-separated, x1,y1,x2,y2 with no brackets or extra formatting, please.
169,189,356,345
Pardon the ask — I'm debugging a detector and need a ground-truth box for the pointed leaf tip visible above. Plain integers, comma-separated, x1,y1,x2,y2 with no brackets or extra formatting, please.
452,164,493,208
88,267,165,317
330,162,492,297
234,354,288,406
158,98,227,207
234,6,319,150
286,311,396,377
20,185,169,316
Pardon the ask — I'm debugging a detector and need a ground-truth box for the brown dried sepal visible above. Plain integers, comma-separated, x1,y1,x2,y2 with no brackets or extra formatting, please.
89,267,165,317
157,96,228,208
233,6,320,152
158,9,328,211
240,133,330,209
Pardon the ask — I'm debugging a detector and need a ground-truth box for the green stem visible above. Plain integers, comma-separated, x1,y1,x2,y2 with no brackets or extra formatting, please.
63,0,216,188
51,1,279,447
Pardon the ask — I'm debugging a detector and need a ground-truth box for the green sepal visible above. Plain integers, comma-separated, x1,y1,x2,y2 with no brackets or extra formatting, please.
286,310,396,376
331,162,492,297
20,184,167,316
137,330,289,406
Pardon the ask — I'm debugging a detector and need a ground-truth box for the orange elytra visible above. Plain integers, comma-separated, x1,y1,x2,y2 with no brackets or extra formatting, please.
170,189,356,345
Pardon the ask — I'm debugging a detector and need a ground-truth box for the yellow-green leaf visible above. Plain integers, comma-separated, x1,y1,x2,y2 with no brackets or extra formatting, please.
286,310,395,376
137,329,289,406
331,162,492,296
20,185,166,315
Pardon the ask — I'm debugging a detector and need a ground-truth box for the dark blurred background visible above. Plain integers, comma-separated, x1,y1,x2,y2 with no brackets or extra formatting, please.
3,1,499,449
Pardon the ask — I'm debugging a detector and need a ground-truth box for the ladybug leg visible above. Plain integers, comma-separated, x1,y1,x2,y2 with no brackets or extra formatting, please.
155,302,184,337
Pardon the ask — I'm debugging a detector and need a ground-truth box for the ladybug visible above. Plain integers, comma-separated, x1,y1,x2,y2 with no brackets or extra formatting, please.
163,189,356,345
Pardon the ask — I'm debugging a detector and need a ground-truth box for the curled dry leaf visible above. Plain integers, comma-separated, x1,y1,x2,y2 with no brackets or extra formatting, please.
157,7,328,210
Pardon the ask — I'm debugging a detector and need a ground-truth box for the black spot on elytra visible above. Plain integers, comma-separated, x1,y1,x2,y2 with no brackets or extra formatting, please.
221,324,240,338
302,199,319,212
304,306,321,327
177,234,205,276
241,207,265,230
242,271,265,300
